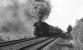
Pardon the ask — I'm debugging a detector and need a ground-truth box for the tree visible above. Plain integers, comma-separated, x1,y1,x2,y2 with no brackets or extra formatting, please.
72,18,83,45
66,25,73,40
67,25,72,33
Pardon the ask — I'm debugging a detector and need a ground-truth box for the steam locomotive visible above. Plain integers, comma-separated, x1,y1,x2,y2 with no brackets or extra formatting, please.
34,21,63,38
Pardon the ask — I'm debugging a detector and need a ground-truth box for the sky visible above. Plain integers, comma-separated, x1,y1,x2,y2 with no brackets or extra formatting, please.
45,0,83,31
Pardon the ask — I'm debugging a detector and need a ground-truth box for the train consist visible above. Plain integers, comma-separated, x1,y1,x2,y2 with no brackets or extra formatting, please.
34,21,62,37
34,21,73,40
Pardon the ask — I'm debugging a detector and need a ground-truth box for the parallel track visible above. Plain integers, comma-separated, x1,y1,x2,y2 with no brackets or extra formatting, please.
18,38,53,50
0,37,38,47
0,37,51,50
0,36,60,50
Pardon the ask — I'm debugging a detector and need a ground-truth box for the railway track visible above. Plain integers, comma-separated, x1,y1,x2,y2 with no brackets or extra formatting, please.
0,37,57,50
0,37,77,50
0,36,75,50
18,38,55,50
0,37,38,47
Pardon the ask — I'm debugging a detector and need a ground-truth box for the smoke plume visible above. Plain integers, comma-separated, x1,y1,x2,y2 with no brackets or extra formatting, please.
0,0,51,41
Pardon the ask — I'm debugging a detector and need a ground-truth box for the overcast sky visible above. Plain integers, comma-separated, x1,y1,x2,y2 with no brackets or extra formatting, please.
45,0,83,31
